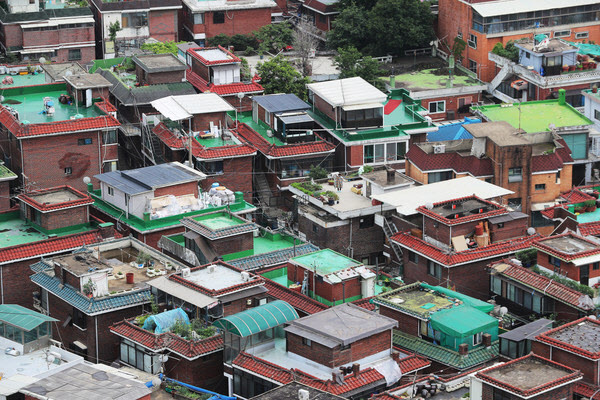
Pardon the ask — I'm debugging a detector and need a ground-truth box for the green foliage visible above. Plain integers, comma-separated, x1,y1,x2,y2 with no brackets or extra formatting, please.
141,41,186,55
329,0,434,56
135,314,150,326
136,250,152,265
491,40,519,62
208,33,259,51
150,294,159,315
532,266,595,297
255,22,293,54
334,46,385,90
169,318,216,340
82,278,96,295
515,248,537,266
108,21,121,43
291,181,323,196
362,165,374,174
308,164,328,180
207,34,231,48
240,57,251,81
324,191,339,201
165,384,211,400
256,56,310,100
452,37,467,63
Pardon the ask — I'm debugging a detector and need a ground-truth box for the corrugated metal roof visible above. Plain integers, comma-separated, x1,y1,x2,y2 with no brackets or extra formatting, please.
307,77,386,107
253,94,310,114
0,304,57,331
279,113,314,125
213,300,298,337
471,0,598,18
151,93,235,121
147,275,215,308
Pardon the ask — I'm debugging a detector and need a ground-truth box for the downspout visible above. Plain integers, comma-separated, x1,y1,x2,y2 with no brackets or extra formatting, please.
1,265,3,304
95,316,99,363
97,130,101,173
348,218,353,258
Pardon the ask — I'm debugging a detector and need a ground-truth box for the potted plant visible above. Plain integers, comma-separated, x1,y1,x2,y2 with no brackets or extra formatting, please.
82,278,96,298
593,85,599,94
577,63,583,71
115,271,125,279
325,191,339,206
586,199,597,212
562,64,569,73
136,251,151,267
569,65,576,72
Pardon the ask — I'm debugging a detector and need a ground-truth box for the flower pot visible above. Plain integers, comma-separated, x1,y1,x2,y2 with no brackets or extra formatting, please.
562,65,569,72
328,198,335,206
569,65,576,71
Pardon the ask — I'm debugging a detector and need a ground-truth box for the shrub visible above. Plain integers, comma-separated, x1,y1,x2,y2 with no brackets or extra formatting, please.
532,266,594,297
309,164,328,180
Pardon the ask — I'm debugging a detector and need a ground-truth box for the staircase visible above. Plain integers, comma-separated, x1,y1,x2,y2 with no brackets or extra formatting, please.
253,172,272,208
150,132,165,165
383,217,404,275
488,63,513,93
141,123,165,166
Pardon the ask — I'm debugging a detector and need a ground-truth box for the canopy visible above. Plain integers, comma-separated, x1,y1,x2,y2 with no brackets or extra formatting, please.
0,304,57,331
421,283,494,313
568,41,600,57
142,308,189,334
151,93,234,121
429,305,498,338
213,300,298,337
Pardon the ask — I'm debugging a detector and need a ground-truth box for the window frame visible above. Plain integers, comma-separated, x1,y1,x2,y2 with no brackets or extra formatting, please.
427,260,442,280
508,167,523,183
534,183,546,191
107,186,114,196
68,49,81,61
408,251,419,264
64,167,72,175
468,33,477,49
575,31,589,39
78,138,92,145
553,30,571,38
213,11,225,24
428,100,446,114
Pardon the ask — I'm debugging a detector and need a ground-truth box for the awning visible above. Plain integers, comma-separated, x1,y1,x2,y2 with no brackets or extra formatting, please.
531,202,558,211
279,113,314,125
342,103,383,111
0,304,57,331
147,276,215,308
218,285,268,303
151,96,192,121
213,300,298,337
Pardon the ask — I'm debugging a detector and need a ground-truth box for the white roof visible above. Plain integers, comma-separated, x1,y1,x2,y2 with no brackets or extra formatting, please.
151,93,234,121
372,177,514,215
307,77,387,107
147,275,215,308
470,0,598,17
182,0,276,13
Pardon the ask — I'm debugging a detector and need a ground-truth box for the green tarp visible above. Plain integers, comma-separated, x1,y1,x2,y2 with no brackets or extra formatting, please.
429,305,498,338
568,41,600,57
213,300,298,337
420,283,494,313
0,304,57,331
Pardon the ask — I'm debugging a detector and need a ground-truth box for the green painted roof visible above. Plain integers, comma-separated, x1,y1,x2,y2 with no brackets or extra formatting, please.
0,163,17,179
290,248,362,276
0,304,57,331
393,330,499,370
213,300,298,337
383,69,484,91
472,100,592,133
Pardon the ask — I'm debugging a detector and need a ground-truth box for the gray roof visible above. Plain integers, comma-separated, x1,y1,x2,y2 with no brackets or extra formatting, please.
488,211,528,224
253,93,310,114
499,318,553,342
95,162,204,195
41,62,87,82
20,363,151,400
284,303,398,347
132,54,186,73
250,382,347,400
279,113,314,125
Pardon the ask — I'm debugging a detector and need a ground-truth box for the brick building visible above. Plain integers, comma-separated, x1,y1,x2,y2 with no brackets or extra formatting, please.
181,0,275,46
0,163,17,211
375,282,500,372
437,0,600,83
185,46,264,112
0,82,120,192
29,236,188,364
88,0,181,59
489,259,595,322
150,92,257,200
298,0,339,34
405,121,574,231
0,0,95,63
533,316,600,398
470,353,582,400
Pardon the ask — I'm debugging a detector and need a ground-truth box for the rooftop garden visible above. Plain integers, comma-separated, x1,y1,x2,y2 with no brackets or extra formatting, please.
134,302,218,341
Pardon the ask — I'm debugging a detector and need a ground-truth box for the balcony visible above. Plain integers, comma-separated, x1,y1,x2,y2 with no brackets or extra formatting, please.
489,52,600,89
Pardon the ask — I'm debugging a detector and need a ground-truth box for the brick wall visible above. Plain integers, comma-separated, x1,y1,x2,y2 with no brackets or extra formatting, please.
40,205,88,231
149,9,178,42
153,181,199,198
313,94,336,122
1,259,45,306
420,93,481,122
0,181,11,211
481,381,573,400
537,252,581,282
55,47,95,64
287,263,361,303
147,70,185,85
198,156,254,202
197,8,272,38
191,58,210,81
192,111,228,132
379,305,420,337
488,218,527,243
210,232,253,258
166,352,225,393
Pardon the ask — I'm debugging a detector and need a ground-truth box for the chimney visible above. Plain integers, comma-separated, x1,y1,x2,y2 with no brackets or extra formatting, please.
458,343,469,356
386,168,395,184
482,333,492,347
352,363,360,377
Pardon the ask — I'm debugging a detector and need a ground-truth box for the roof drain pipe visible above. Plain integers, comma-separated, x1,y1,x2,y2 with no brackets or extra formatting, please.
159,374,236,400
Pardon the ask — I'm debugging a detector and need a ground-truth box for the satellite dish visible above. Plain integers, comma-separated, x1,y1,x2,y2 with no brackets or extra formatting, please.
151,377,162,387
527,227,536,235
499,306,508,316
83,176,91,184
64,70,73,78
237,92,245,99
425,203,434,210
158,354,169,363
39,57,46,64
46,354,55,364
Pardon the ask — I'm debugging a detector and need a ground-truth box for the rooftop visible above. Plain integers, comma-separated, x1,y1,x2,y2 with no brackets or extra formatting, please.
0,163,18,182
418,195,507,225
374,282,455,318
499,318,554,342
533,232,600,262
0,71,46,88
0,83,105,124
471,100,592,133
0,304,56,331
214,300,299,337
20,363,151,400
388,68,484,92
188,46,240,66
308,77,387,107
180,262,262,292
476,354,581,398
428,117,480,141
64,74,113,90
41,63,86,82
18,185,93,212
132,53,186,73
182,211,257,240
464,121,529,146
516,37,578,54
284,303,397,347
252,94,310,114
360,169,414,189
289,249,363,276
183,0,276,12
537,317,600,359
250,382,347,400
151,93,234,121
469,0,597,18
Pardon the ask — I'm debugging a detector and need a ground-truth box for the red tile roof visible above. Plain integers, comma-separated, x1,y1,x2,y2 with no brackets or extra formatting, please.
579,221,600,237
234,122,336,158
396,354,431,373
416,195,508,226
186,69,264,96
0,230,103,264
351,296,376,311
536,317,600,360
94,98,117,113
188,46,241,66
475,354,581,398
533,232,600,261
539,188,596,220
406,145,493,178
0,104,120,138
152,122,257,160
531,138,574,173
392,231,538,267
18,185,94,212
489,259,594,311
574,381,600,398
110,320,223,359
264,279,327,315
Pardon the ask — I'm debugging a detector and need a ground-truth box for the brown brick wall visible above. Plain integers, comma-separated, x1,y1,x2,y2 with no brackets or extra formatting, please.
313,94,336,122
165,352,225,393
39,206,88,231
149,9,178,42
192,111,228,132
0,181,11,211
379,306,420,337
187,7,271,38
210,231,253,258
532,340,599,385
153,181,199,198
198,156,254,202
481,382,573,400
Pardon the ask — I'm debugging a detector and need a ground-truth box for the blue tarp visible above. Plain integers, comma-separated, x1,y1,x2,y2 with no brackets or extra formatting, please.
427,117,480,141
143,308,189,334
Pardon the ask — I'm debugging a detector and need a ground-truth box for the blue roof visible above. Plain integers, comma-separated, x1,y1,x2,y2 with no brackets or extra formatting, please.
253,94,310,114
228,243,319,271
31,272,151,315
94,163,203,196
427,117,480,142
0,304,57,331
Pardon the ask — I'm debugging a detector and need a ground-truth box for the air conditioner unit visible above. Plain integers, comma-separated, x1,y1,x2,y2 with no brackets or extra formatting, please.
181,267,191,278
208,265,216,274
433,144,446,154
241,271,250,282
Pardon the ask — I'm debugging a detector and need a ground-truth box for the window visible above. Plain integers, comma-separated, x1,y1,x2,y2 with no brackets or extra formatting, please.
457,30,462,39
319,14,326,24
468,59,477,74
193,13,204,24
122,12,148,28
553,30,571,38
535,183,546,191
490,275,502,295
493,388,512,400
64,167,72,175
359,215,374,229
427,260,442,279
213,11,225,24
594,262,600,271
78,138,92,145
103,161,117,173
363,143,384,164
120,339,160,374
312,224,319,233
595,109,600,122
68,49,81,61
428,100,446,113
198,160,224,175
29,0,34,4
302,338,312,346
508,197,522,211
468,33,477,49
576,31,589,39
524,52,531,59
107,186,114,196
544,55,562,67
365,142,405,164
508,167,522,183
103,130,117,144
497,223,504,228
428,170,453,183
72,308,86,329
549,255,561,270
473,332,483,346
408,251,418,264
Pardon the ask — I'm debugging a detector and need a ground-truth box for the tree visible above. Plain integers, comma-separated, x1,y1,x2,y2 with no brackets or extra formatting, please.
256,56,310,100
240,57,251,81
451,36,467,64
367,0,434,56
491,40,519,62
108,20,121,43
255,22,293,55
327,2,371,52
293,20,320,76
334,46,385,90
